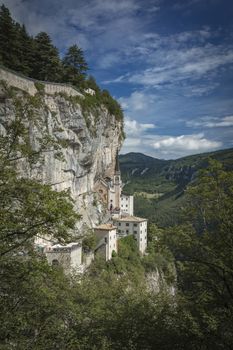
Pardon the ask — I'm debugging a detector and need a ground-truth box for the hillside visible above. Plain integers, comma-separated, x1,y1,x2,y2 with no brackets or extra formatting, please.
119,148,233,226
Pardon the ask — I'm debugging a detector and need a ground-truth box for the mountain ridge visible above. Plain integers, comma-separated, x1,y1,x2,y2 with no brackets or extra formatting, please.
119,147,233,226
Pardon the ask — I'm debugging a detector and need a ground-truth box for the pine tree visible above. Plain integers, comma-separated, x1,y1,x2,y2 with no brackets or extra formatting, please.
0,5,18,69
17,24,34,76
33,32,62,81
62,44,88,87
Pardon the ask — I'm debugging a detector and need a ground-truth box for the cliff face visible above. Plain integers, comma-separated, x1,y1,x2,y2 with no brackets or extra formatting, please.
0,68,123,234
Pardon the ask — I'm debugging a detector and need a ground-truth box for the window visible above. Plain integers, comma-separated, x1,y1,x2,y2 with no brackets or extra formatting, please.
118,223,121,226
126,223,129,227
134,231,137,234
52,259,59,266
118,230,121,233
126,230,129,234
126,205,128,207
104,237,108,243
134,224,137,227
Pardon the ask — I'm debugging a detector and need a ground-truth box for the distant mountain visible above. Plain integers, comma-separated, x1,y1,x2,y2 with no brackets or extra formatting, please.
119,148,233,227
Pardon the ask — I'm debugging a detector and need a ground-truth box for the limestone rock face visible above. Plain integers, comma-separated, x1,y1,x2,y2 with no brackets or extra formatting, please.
0,80,123,234
146,270,176,295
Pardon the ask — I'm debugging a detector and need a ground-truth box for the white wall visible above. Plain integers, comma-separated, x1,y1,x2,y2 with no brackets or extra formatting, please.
115,219,147,254
70,246,82,268
46,245,82,272
107,229,117,259
120,195,134,216
137,221,147,254
95,228,117,260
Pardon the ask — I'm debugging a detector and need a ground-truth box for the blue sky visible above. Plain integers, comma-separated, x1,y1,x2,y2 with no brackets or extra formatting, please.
2,0,233,159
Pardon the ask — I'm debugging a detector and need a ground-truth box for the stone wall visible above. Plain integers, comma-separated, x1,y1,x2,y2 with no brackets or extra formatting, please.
0,66,82,97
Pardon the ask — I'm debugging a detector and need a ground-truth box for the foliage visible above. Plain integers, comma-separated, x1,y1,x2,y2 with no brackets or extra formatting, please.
0,70,82,349
34,81,45,94
1,102,233,350
162,160,233,348
101,89,124,122
120,149,233,227
62,44,88,87
0,5,125,138
82,232,97,252
0,5,21,71
32,32,62,81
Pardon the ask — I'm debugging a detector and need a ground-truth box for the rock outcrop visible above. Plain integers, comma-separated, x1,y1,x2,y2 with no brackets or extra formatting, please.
0,68,124,234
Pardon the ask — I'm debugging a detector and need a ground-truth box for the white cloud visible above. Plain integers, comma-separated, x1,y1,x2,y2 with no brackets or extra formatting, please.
184,83,220,97
2,0,145,54
187,115,233,128
119,91,156,111
126,45,233,87
121,133,222,159
124,117,155,136
152,133,221,152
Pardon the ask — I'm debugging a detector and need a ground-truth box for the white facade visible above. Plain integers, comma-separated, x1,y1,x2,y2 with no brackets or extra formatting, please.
108,174,122,216
46,242,82,273
120,194,134,216
114,216,147,254
84,88,96,95
94,224,118,260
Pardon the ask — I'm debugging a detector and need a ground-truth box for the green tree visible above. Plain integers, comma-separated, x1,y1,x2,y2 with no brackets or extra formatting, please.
62,44,88,87
0,4,19,70
164,160,233,348
0,83,80,348
16,24,34,76
33,32,62,81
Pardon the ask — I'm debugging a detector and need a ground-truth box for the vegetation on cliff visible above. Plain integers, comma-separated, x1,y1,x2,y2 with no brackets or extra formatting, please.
0,4,125,127
1,114,233,349
0,4,232,350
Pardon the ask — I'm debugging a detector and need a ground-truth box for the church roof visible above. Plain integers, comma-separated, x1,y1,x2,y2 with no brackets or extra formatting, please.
113,216,147,223
94,223,117,231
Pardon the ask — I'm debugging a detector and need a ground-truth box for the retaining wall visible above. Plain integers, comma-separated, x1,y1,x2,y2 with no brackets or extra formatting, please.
0,66,82,97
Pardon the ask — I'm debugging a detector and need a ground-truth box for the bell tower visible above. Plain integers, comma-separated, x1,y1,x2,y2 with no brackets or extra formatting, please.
113,149,122,209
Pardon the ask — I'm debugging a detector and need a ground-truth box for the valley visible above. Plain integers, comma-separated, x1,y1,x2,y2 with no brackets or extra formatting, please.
120,148,233,226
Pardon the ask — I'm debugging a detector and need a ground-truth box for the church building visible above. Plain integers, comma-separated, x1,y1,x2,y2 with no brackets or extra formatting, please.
94,150,148,255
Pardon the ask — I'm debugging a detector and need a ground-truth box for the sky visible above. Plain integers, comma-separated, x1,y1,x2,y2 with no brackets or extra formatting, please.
2,0,233,159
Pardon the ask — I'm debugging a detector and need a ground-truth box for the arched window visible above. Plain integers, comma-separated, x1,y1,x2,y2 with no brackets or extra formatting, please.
52,259,59,266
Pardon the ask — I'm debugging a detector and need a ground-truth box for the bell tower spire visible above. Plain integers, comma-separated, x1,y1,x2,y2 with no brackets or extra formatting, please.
113,149,121,210
115,149,120,175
